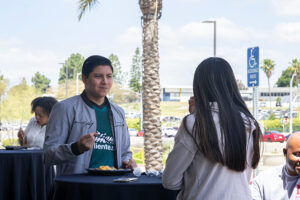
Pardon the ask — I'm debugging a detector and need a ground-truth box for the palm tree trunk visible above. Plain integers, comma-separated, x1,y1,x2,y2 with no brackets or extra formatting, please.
139,0,163,171
268,78,271,113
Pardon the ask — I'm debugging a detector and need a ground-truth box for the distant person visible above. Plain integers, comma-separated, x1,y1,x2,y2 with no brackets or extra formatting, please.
252,132,300,200
44,55,136,176
188,96,195,114
162,57,262,200
18,96,58,149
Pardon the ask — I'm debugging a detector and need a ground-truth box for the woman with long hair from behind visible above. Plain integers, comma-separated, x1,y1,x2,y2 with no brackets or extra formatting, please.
162,57,262,200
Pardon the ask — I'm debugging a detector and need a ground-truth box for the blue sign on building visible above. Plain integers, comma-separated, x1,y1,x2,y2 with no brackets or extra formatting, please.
247,47,259,87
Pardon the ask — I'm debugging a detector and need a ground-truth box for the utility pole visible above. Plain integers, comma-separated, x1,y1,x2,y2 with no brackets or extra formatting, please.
76,73,81,95
202,20,216,56
289,71,296,134
59,62,68,98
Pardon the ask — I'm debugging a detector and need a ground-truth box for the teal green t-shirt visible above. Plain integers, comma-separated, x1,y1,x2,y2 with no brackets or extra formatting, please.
89,104,115,168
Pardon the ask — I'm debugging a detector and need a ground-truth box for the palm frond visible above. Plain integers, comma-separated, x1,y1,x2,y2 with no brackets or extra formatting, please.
78,0,98,21
260,59,275,79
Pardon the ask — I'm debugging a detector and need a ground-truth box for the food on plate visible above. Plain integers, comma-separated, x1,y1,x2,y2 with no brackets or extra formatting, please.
98,165,117,170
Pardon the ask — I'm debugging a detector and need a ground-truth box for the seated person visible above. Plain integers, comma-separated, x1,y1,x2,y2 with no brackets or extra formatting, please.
252,132,300,200
18,96,58,149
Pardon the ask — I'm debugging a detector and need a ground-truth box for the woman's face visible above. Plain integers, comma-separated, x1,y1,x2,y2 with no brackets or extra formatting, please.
35,106,49,126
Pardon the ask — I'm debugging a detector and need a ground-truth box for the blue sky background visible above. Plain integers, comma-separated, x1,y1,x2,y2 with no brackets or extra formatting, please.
1,0,300,89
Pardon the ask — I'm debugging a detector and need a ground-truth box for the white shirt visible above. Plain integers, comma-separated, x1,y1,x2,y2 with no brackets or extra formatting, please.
25,117,46,149
162,103,256,200
252,165,300,200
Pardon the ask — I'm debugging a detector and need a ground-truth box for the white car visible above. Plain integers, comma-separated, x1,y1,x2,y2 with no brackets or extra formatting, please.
128,128,138,136
162,127,177,137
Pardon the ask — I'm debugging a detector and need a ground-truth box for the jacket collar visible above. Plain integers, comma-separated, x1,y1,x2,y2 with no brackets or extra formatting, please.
80,90,109,109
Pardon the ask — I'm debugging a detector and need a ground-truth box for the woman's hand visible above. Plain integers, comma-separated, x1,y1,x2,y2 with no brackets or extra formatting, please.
188,96,195,114
18,128,26,146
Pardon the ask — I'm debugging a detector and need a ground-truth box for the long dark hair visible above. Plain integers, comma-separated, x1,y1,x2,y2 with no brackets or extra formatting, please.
185,57,261,171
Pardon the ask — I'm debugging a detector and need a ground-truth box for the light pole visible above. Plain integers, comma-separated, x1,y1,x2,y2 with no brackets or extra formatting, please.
76,73,81,95
59,62,68,98
289,71,296,134
202,20,216,56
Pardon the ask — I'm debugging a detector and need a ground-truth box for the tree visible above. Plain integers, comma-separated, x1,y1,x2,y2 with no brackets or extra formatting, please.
31,72,51,93
276,67,294,87
129,47,142,93
139,0,163,170
0,78,38,122
276,59,300,87
78,0,163,170
108,54,126,85
0,75,8,122
59,53,85,84
0,75,8,100
290,59,300,85
261,59,275,112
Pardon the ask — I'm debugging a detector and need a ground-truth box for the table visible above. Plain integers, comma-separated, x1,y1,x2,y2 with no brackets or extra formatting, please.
54,174,178,200
0,149,55,200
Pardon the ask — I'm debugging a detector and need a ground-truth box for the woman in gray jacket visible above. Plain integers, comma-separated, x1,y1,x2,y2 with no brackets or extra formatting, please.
162,57,262,200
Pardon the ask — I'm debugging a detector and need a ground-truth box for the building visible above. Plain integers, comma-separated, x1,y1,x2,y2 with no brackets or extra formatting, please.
161,86,193,102
161,86,300,104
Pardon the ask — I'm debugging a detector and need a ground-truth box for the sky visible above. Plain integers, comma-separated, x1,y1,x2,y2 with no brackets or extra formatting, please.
0,0,300,89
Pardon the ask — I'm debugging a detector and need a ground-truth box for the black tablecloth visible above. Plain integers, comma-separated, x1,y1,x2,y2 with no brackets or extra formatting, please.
54,174,178,200
0,149,55,200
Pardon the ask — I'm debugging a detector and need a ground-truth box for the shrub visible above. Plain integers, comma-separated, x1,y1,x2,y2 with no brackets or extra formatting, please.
126,118,140,130
262,119,300,132
2,139,18,146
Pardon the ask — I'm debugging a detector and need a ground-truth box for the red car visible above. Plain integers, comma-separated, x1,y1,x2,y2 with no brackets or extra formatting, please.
262,131,285,142
137,130,144,137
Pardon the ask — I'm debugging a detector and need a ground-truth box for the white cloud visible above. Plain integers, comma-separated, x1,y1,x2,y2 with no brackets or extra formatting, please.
0,47,63,87
0,37,23,46
272,0,300,17
112,18,277,88
274,22,300,43
115,26,141,46
171,18,267,42
179,0,205,2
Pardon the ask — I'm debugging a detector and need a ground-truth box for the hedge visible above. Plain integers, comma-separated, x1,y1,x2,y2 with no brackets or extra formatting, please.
126,118,140,131
262,119,300,132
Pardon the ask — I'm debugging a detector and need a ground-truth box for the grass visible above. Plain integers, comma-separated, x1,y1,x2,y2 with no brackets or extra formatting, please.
120,101,189,117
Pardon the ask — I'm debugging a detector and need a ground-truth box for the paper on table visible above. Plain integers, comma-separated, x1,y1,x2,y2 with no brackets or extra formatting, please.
113,177,137,183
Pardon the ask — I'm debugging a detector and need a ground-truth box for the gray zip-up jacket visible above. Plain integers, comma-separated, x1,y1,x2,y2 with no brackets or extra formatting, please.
44,93,132,176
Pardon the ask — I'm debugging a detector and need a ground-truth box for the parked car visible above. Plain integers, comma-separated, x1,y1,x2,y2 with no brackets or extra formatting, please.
125,112,139,119
259,102,266,107
262,130,285,143
273,111,282,119
128,128,138,136
137,130,144,137
162,127,177,137
285,133,291,140
285,131,300,141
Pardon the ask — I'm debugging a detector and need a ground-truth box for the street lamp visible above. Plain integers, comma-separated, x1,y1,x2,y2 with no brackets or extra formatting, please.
289,71,296,134
76,73,81,95
202,20,216,56
59,62,68,98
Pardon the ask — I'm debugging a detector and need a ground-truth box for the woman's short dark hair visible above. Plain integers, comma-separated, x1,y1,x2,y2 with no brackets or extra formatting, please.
31,96,58,116
184,57,261,172
82,55,113,78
